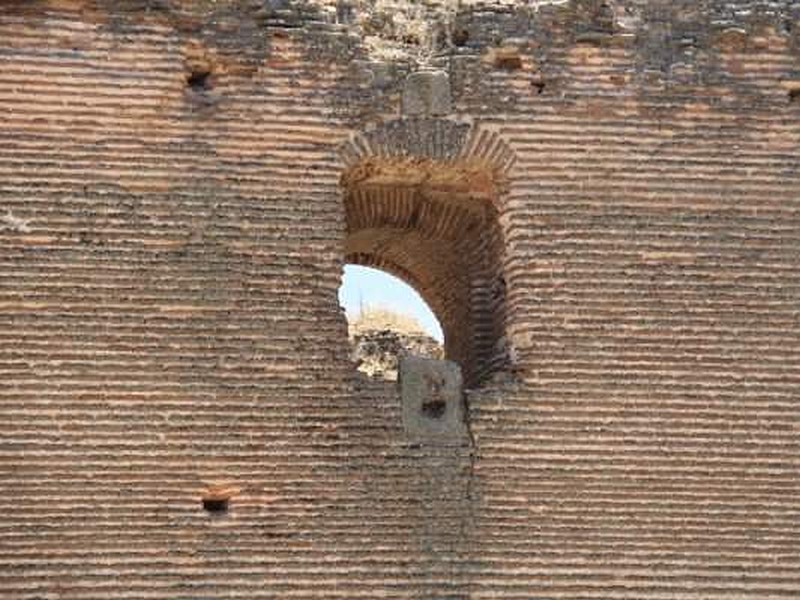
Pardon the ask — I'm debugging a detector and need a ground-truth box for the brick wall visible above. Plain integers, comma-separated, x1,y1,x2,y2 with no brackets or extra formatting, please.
1,1,798,598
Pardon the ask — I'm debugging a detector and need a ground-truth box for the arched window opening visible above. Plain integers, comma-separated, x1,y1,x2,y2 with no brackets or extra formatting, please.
339,265,445,380
341,156,509,386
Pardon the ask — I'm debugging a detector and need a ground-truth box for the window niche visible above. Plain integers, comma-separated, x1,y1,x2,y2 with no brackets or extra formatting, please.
339,119,514,387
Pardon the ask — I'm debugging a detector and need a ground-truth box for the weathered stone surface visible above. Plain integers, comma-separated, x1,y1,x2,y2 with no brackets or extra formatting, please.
401,69,452,116
400,355,467,443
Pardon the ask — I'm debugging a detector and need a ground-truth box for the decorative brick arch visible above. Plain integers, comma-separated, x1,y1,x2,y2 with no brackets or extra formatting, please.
339,118,515,385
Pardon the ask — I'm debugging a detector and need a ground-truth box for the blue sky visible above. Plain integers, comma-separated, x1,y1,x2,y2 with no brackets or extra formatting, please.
338,265,444,342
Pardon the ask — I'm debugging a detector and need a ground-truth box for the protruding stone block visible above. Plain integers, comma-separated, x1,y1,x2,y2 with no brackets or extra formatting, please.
400,355,467,443
401,69,452,117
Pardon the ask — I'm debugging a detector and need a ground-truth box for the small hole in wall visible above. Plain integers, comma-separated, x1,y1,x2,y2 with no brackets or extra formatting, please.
421,398,447,419
202,497,229,514
532,80,546,94
453,28,470,47
201,484,237,516
187,68,212,92
789,88,800,103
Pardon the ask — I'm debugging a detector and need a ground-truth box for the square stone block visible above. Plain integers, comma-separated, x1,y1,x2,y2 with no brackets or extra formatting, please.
401,69,452,117
400,355,467,443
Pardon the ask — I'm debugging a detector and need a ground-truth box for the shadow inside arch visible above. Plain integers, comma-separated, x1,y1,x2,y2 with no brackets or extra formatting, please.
338,118,515,386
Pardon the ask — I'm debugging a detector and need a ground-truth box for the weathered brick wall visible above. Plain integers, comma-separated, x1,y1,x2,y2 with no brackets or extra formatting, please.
1,1,798,598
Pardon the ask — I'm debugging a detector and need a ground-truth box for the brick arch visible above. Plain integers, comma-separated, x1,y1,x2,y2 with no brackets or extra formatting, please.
345,227,471,368
339,118,514,385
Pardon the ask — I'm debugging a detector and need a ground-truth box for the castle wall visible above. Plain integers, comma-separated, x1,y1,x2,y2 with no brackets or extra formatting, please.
0,2,798,598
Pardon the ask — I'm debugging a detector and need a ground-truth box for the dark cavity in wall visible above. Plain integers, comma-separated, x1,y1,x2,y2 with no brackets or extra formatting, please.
202,497,229,514
422,398,447,419
453,28,470,47
187,68,212,91
201,484,237,515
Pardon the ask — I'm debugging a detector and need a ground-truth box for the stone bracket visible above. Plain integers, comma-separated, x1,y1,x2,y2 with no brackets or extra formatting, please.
400,355,467,444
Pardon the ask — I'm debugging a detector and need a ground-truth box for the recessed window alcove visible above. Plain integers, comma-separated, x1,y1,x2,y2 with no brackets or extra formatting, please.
339,119,515,386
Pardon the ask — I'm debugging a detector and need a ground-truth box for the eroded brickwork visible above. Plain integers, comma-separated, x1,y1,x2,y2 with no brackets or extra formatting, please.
1,1,799,598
